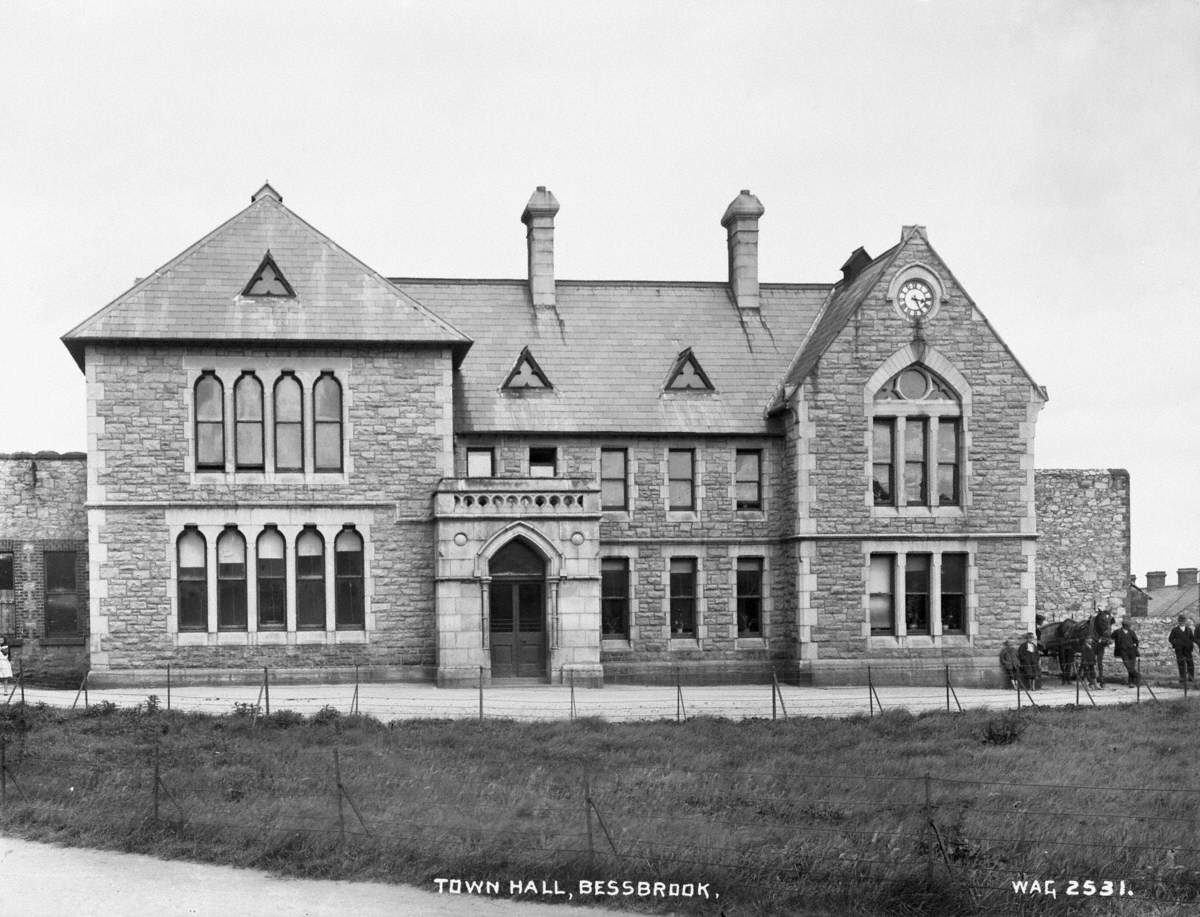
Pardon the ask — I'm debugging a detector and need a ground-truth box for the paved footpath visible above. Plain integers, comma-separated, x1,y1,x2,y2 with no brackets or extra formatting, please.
5,678,1186,721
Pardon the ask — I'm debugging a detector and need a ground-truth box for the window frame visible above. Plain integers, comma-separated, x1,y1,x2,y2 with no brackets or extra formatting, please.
735,449,762,511
600,557,630,638
194,371,225,472
667,448,695,512
528,447,557,478
177,528,208,633
234,371,265,471
44,550,80,638
296,526,327,630
600,448,628,511
216,527,247,631
334,526,365,631
0,551,13,592
273,371,304,473
669,557,698,637
736,557,764,637
256,526,287,631
466,447,495,478
868,549,972,639
313,371,344,473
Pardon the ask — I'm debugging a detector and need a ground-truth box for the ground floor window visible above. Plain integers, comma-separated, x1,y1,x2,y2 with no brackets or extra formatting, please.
736,557,763,637
600,557,629,637
44,551,80,637
669,557,697,636
869,550,971,637
334,527,364,629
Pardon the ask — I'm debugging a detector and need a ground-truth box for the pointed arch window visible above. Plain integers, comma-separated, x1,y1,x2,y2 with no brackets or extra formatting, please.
314,372,343,472
194,372,225,471
335,527,365,630
257,526,286,630
216,526,247,630
872,364,961,508
177,528,208,632
296,527,326,629
234,372,264,470
274,372,304,472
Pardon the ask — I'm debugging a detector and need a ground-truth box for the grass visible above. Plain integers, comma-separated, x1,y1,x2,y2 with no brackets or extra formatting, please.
0,700,1199,916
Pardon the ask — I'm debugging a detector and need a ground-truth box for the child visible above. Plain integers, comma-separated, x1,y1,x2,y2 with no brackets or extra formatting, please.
0,635,12,684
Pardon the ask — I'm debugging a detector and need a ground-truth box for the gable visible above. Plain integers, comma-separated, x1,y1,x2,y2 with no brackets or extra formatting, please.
62,186,470,370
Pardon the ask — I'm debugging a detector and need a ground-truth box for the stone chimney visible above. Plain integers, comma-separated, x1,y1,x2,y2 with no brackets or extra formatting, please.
841,247,872,284
521,186,559,310
1179,568,1198,587
721,190,765,312
1146,570,1167,590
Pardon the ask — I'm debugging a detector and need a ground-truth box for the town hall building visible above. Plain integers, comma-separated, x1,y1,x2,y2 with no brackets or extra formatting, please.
0,184,1131,686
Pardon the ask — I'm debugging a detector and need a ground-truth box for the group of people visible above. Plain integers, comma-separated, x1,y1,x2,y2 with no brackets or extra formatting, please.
999,606,1150,690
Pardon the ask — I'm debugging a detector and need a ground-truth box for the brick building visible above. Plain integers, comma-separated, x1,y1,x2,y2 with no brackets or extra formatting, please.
39,184,1132,686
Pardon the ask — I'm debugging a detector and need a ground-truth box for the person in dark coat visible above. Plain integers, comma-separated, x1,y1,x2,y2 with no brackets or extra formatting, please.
1092,605,1116,685
1168,614,1195,685
1112,618,1140,686
1017,632,1040,690
1077,636,1099,689
999,639,1020,689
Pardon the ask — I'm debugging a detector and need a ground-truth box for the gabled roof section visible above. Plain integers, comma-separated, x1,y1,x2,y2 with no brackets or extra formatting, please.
773,225,1046,408
242,250,295,298
664,347,714,392
502,346,553,391
62,187,471,369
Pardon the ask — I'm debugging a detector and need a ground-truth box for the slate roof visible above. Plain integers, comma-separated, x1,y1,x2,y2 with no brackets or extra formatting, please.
62,186,470,369
392,279,829,434
1146,585,1200,620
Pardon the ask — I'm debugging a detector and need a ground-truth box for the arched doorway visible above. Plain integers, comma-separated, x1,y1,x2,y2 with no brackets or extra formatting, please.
489,538,547,678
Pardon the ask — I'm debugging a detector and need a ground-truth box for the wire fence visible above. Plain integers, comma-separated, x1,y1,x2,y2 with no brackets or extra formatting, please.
0,727,1196,912
5,657,1190,726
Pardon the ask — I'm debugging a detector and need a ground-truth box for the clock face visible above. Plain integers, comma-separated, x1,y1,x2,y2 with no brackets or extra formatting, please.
898,279,934,319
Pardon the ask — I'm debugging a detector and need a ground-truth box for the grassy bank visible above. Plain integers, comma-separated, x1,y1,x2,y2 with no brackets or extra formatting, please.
0,700,1198,916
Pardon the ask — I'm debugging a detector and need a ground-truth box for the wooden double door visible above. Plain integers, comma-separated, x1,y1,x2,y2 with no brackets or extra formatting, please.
489,579,546,678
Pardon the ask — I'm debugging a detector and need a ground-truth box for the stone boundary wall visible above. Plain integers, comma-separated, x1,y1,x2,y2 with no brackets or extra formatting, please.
1035,469,1130,619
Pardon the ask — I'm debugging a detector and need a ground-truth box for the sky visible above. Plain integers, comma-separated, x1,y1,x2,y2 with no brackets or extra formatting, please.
1,0,1196,582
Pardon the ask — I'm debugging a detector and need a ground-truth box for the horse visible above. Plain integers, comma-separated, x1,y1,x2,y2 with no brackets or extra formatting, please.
1037,619,1093,684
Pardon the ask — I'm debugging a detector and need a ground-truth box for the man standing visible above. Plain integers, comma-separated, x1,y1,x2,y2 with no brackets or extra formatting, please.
1017,631,1040,691
1168,614,1195,686
1112,617,1140,687
1092,603,1116,686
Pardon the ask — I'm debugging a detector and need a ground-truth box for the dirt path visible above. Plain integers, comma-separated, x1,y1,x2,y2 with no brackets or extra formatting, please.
0,835,620,917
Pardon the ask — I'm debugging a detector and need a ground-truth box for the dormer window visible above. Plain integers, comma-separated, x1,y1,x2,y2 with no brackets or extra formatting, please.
665,348,713,392
503,347,552,391
242,251,295,298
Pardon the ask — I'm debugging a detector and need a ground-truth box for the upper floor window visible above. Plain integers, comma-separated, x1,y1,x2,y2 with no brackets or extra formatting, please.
668,449,695,511
177,528,207,632
600,448,627,510
313,372,343,472
735,450,762,510
274,372,304,472
0,551,12,591
466,447,494,478
194,371,225,471
234,372,264,470
872,364,961,508
529,447,556,478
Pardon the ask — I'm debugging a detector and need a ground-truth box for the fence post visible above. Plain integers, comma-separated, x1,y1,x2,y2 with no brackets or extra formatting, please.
584,773,595,866
675,668,684,723
334,747,346,842
166,664,171,712
19,663,24,706
772,670,778,721
569,669,576,720
924,773,933,881
1,736,6,806
478,665,484,722
868,666,875,717
945,666,950,712
83,671,89,709
1075,653,1081,705
152,740,161,822
262,667,270,717
350,664,360,716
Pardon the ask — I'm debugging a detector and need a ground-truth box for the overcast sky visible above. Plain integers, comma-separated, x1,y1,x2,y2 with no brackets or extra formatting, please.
1,1,1196,583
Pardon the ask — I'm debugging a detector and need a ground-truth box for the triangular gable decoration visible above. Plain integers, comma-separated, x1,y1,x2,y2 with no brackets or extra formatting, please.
242,251,295,298
665,348,714,392
502,347,552,391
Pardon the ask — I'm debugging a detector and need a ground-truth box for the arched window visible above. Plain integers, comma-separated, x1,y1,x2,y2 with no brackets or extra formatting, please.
257,526,286,630
177,528,207,631
216,526,247,630
334,527,364,630
296,527,326,630
313,372,343,472
234,372,264,470
872,364,961,508
273,372,304,472
194,372,225,471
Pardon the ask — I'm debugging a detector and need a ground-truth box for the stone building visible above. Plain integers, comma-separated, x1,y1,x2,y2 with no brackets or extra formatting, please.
44,184,1131,686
